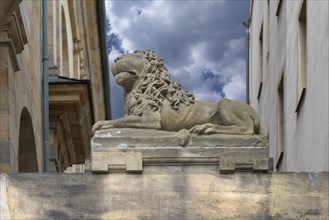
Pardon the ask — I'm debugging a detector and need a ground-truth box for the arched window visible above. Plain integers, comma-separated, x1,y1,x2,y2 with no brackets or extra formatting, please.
18,107,38,172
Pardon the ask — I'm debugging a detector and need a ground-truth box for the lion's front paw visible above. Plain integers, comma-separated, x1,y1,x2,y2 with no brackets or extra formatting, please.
176,129,190,146
92,121,112,135
92,121,103,135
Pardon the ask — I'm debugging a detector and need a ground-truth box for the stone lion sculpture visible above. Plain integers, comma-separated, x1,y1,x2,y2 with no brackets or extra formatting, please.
92,50,260,137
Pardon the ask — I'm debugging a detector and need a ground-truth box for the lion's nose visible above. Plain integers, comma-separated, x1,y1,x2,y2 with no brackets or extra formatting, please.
114,55,125,63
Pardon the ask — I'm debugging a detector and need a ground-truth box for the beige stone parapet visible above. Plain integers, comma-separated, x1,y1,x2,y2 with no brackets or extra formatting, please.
1,172,328,219
91,128,269,174
0,174,9,220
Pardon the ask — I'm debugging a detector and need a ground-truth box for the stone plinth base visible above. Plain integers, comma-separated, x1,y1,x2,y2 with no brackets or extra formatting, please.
91,128,269,173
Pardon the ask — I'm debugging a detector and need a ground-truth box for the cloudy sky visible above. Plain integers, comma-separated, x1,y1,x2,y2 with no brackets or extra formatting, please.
105,0,250,119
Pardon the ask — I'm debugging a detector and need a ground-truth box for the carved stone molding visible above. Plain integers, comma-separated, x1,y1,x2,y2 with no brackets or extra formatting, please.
1,8,28,54
0,40,20,72
0,6,28,73
0,0,21,30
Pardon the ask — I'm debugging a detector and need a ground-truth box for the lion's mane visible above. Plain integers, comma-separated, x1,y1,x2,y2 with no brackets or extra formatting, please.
125,50,195,116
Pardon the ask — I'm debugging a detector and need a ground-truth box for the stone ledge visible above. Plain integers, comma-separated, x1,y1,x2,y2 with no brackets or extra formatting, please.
1,172,328,219
91,128,269,173
0,174,9,220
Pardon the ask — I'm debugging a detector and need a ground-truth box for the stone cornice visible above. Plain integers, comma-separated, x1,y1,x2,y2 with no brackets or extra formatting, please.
0,40,20,72
0,0,22,30
2,8,27,54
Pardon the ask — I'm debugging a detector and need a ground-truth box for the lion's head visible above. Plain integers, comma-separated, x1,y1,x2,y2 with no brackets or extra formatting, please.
111,50,195,116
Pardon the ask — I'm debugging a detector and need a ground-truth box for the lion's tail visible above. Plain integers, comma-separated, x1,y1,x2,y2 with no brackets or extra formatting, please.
251,110,261,134
251,111,267,136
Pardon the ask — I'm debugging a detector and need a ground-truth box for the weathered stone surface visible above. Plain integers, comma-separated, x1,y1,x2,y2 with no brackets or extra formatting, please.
0,0,107,173
91,128,269,173
93,50,261,136
1,172,328,219
0,174,9,220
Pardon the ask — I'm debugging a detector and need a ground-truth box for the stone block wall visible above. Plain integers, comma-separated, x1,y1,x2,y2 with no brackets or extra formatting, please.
0,0,108,173
1,172,328,219
0,1,43,172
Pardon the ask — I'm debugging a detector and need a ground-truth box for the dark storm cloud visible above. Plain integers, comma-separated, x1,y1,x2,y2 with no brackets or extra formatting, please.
106,0,249,119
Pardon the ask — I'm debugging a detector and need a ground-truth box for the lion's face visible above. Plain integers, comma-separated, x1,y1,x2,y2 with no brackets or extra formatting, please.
111,50,195,116
111,53,145,91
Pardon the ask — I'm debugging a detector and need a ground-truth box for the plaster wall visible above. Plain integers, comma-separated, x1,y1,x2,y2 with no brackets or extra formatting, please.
249,0,329,171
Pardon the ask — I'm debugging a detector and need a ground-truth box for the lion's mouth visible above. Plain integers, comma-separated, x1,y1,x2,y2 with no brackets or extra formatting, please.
111,58,141,78
113,71,137,77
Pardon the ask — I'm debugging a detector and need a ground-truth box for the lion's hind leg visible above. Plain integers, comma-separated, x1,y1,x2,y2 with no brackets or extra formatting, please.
189,123,254,135
189,99,255,135
189,123,216,134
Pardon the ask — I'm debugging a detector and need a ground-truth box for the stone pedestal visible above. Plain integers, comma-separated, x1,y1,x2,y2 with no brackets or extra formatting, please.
91,128,269,173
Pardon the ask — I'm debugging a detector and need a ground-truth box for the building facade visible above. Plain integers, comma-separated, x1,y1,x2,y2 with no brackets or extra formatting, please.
0,0,110,173
248,0,328,171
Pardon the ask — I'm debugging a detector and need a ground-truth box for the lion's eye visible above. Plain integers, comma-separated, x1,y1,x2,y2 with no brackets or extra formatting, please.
128,71,137,76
